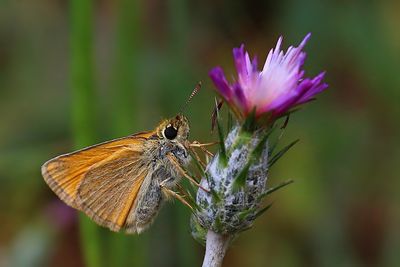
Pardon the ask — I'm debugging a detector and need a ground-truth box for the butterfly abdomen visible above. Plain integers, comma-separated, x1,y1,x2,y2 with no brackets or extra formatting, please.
133,176,163,233
126,163,178,233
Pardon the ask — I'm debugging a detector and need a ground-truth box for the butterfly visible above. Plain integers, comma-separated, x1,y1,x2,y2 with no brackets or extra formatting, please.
42,114,203,234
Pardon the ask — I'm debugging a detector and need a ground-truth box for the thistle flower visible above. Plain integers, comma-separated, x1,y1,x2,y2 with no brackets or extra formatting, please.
209,33,328,121
192,34,328,267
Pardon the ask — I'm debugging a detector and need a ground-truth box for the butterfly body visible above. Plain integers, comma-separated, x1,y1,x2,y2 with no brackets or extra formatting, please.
42,115,190,234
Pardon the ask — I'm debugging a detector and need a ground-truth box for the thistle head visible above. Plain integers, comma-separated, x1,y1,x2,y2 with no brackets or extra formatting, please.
209,33,328,123
193,125,269,237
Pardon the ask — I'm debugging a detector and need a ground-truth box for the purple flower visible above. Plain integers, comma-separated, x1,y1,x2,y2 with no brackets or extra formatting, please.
209,33,328,120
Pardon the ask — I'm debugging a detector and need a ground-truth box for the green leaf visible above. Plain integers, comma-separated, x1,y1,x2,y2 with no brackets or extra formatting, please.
268,117,291,156
227,110,233,132
211,99,224,132
269,139,299,167
215,103,227,167
185,189,200,211
250,126,276,161
237,207,257,221
232,162,251,192
268,139,279,157
232,126,276,192
254,203,273,218
190,216,207,246
241,107,257,133
257,179,294,200
188,150,205,177
275,107,302,120
213,214,223,232
230,130,252,152
210,187,222,204
237,225,253,233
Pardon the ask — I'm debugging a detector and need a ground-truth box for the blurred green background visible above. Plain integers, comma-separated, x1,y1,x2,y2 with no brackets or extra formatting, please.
1,0,399,266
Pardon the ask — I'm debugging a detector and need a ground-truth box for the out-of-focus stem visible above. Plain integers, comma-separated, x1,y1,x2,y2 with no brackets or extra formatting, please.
202,230,232,267
109,0,147,266
112,0,140,135
70,0,101,267
70,0,95,146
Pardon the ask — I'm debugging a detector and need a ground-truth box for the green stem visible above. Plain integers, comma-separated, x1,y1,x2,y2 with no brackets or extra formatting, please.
108,0,148,266
70,0,101,266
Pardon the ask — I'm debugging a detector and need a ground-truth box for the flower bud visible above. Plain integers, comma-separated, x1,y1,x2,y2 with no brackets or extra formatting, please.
192,125,269,239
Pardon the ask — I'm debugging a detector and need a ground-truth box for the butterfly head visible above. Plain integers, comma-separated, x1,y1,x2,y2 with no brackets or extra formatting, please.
158,114,190,143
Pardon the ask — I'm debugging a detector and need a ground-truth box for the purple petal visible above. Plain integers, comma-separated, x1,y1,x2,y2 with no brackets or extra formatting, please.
295,72,328,104
251,55,258,71
209,67,233,101
259,69,304,113
293,33,311,67
262,90,298,116
275,36,283,54
271,72,328,116
299,33,311,50
233,44,248,82
232,82,248,113
286,34,310,69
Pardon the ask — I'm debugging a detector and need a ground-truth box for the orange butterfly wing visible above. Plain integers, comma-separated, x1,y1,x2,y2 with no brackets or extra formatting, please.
41,131,155,232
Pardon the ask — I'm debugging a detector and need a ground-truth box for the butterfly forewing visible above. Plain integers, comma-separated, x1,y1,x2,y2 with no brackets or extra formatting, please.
76,148,148,232
41,131,155,231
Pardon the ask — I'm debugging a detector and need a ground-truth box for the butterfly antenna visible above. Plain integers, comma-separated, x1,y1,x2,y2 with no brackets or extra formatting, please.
180,81,202,114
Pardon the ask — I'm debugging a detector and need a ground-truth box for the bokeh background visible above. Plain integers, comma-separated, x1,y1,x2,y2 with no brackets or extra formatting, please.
1,0,400,266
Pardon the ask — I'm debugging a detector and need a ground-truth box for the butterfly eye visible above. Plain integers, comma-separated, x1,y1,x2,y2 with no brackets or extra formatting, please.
164,126,178,140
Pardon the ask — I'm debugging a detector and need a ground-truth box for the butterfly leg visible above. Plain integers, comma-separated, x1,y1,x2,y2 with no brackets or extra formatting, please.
166,153,210,193
160,185,193,210
188,146,207,168
176,183,191,197
159,178,193,204
189,141,216,157
190,140,218,147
